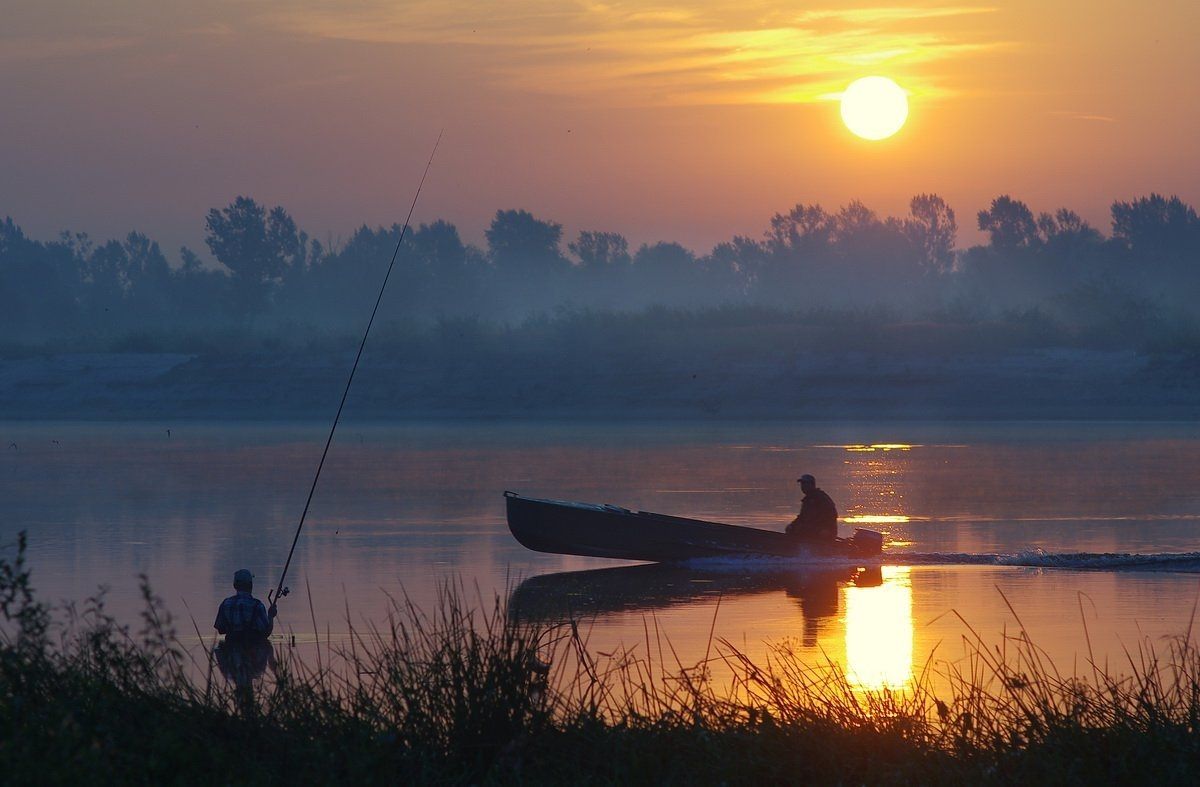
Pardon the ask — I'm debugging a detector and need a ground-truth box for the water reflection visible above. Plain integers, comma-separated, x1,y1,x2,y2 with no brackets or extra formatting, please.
510,563,885,657
511,563,913,691
844,566,913,690
214,638,276,713
7,420,1200,681
844,515,914,524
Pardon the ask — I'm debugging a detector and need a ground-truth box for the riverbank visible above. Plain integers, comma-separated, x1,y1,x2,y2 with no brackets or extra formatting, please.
2,345,1198,421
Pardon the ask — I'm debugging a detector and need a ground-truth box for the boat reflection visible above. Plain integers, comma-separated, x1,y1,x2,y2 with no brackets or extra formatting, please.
510,563,883,649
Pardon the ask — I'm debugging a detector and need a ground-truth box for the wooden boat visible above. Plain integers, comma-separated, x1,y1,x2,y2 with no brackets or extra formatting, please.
504,491,884,563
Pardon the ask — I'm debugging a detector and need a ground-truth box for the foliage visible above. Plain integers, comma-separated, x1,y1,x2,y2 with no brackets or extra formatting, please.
2,192,1200,351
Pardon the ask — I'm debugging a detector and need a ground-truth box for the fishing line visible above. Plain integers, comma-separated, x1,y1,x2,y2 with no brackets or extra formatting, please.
269,130,443,606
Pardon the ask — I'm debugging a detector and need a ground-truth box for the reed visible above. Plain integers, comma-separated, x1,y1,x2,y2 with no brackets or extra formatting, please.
3,535,1199,784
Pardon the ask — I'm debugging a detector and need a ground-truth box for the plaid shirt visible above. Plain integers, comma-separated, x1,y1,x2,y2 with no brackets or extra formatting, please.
214,591,273,639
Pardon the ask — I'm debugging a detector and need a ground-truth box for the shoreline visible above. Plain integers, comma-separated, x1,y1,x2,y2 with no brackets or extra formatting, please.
3,349,1198,421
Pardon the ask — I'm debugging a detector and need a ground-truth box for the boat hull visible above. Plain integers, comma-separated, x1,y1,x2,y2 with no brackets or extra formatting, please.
504,492,882,562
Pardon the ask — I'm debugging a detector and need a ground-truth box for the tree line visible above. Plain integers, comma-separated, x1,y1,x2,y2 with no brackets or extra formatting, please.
2,192,1198,345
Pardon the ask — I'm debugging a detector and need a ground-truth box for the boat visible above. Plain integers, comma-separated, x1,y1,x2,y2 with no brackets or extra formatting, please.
504,491,884,563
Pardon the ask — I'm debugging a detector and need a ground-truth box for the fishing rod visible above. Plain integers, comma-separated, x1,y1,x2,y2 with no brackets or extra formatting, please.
268,131,443,607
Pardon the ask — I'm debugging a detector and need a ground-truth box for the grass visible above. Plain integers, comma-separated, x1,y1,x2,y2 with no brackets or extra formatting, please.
4,533,1200,785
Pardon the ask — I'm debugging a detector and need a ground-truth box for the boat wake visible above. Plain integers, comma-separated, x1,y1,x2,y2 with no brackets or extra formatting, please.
890,550,1200,573
683,550,1200,573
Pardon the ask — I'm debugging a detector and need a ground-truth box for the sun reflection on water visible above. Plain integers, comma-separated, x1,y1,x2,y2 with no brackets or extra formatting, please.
843,514,912,524
844,566,913,690
839,443,916,452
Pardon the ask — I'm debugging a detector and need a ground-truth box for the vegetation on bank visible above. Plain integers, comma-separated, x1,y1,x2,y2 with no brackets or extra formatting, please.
4,535,1200,784
4,192,1200,352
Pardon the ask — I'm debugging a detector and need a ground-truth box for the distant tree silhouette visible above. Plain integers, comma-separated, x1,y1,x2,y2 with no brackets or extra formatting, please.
832,200,878,242
1111,194,1199,260
906,194,957,274
631,242,698,306
0,218,82,338
978,196,1038,251
172,246,230,324
754,204,834,305
81,232,172,327
205,197,311,317
485,209,565,279
297,223,404,326
408,220,487,316
765,204,832,257
569,231,631,269
8,189,1200,350
706,235,762,296
1035,209,1105,277
1037,209,1101,246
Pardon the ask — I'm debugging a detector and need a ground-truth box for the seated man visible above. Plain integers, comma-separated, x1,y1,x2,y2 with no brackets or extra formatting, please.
786,474,838,543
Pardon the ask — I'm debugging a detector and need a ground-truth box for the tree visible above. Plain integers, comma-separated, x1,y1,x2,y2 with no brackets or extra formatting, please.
409,220,487,315
630,241,700,306
569,231,631,269
1037,209,1099,244
485,209,565,278
1035,209,1103,264
204,197,310,317
0,218,83,337
172,246,230,325
832,200,878,242
410,220,469,272
709,235,765,284
1110,194,1199,258
765,204,832,256
977,196,1038,251
906,194,957,274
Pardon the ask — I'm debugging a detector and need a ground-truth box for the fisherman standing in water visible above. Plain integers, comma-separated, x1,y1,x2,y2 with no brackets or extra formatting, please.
786,474,838,543
214,569,278,711
215,569,277,639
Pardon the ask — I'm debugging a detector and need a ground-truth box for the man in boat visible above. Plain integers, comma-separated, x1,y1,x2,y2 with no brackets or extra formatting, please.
786,474,838,543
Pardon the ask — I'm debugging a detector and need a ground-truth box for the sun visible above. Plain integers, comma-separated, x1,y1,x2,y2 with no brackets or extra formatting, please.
840,76,908,141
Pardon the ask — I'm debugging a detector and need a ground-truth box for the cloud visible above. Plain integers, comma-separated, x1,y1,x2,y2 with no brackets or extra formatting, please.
261,1,1007,105
0,35,138,63
1049,110,1117,123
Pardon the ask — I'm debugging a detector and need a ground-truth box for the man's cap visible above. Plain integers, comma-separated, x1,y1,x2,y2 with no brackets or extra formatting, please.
233,569,254,586
797,474,816,484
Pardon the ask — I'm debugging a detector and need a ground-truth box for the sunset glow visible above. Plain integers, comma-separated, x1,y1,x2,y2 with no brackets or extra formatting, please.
840,77,909,140
2,1,1196,253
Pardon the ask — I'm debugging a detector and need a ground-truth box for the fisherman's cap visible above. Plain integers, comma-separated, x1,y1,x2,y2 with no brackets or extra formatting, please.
233,569,254,586
797,474,816,485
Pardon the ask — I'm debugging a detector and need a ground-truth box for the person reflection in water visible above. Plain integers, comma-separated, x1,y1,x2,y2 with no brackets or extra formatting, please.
786,474,838,544
783,571,841,648
213,569,277,710
784,567,883,648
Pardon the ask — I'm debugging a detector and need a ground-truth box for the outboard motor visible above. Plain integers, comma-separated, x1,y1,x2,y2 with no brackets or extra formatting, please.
849,528,884,556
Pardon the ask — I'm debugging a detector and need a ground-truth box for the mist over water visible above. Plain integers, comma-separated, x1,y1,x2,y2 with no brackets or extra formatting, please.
5,419,1200,691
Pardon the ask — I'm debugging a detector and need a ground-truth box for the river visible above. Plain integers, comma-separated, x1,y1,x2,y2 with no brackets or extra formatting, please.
4,420,1200,692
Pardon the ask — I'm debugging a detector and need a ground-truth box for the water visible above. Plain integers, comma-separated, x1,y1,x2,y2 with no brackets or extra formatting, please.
4,420,1200,691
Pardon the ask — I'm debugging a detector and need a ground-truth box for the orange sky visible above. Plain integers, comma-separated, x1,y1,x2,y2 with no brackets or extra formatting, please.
2,1,1198,255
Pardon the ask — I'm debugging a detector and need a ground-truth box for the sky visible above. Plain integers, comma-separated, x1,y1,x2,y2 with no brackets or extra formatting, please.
3,0,1199,257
